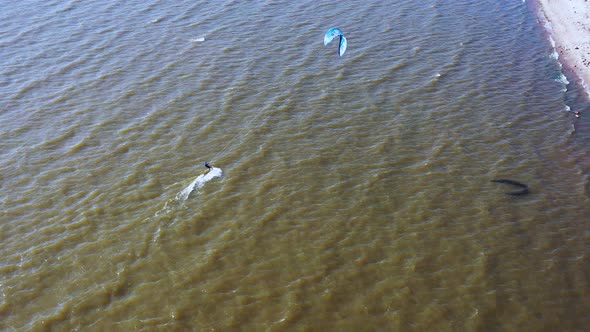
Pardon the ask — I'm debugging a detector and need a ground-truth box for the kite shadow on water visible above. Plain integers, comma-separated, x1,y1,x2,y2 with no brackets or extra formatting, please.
491,179,529,196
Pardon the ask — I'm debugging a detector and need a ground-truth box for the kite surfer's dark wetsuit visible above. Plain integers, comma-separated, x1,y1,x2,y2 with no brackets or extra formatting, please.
205,162,212,170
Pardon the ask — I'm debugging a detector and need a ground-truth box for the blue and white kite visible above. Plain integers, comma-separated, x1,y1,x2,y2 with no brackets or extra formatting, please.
324,27,347,57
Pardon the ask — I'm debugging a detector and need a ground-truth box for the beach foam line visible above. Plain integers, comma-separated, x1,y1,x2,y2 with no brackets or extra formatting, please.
535,0,590,98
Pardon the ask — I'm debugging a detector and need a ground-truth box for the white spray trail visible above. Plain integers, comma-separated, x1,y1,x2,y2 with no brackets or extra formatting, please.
176,167,223,201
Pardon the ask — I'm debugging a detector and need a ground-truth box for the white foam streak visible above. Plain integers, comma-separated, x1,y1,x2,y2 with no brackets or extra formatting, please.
177,167,223,201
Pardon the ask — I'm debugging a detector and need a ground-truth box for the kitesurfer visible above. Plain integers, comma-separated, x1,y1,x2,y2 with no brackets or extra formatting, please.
205,162,212,170
575,111,581,118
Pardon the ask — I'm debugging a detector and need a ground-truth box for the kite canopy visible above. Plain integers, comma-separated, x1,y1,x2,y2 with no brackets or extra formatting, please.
324,27,347,56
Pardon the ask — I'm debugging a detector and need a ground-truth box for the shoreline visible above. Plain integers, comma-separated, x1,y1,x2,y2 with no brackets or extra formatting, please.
534,0,590,99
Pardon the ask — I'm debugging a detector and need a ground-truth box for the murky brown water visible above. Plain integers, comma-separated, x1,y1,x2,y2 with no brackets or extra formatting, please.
2,0,590,330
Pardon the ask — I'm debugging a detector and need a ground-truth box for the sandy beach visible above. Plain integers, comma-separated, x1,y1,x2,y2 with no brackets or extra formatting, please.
536,0,590,97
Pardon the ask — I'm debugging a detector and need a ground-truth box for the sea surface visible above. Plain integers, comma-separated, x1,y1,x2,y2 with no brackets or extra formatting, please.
2,0,590,330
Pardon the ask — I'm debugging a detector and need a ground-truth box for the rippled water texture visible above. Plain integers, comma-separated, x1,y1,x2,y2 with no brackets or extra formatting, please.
1,0,590,330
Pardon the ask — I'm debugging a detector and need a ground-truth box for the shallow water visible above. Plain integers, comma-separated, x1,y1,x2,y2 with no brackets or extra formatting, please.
1,0,590,330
